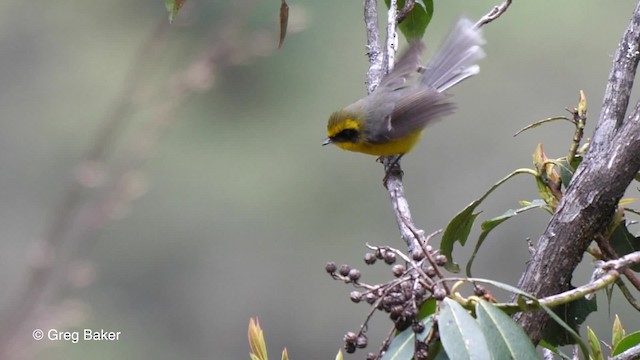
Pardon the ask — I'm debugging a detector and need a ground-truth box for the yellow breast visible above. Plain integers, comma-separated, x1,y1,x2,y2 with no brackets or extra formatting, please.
335,130,423,156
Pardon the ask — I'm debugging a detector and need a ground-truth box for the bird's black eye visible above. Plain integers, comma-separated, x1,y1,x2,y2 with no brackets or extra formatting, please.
331,129,360,143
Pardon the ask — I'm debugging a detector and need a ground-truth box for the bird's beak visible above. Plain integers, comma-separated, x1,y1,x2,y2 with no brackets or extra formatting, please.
322,138,332,146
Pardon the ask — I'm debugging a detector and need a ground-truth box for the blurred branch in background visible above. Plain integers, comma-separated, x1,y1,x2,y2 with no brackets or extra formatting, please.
0,1,301,358
0,16,170,357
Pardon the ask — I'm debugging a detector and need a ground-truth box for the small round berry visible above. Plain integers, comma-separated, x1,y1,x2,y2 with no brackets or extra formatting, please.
413,321,425,334
433,288,447,301
392,264,405,277
425,266,436,278
325,262,337,274
403,308,416,321
474,285,487,296
435,255,448,266
366,353,377,360
344,332,357,344
356,336,368,349
338,264,351,277
390,292,405,305
350,291,362,303
383,252,396,265
390,305,404,317
375,249,384,259
412,250,425,261
415,348,428,360
364,252,377,265
365,293,377,304
345,343,356,354
395,318,411,331
348,268,361,281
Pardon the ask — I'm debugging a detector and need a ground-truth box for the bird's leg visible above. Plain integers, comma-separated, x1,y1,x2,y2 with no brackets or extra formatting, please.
382,154,404,188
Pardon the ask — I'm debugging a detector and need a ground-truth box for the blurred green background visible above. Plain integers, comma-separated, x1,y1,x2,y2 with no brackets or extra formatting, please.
0,0,638,359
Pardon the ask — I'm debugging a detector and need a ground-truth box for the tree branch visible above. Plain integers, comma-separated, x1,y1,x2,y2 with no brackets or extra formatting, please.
513,0,640,342
364,1,512,255
364,0,383,94
474,0,512,29
363,0,422,252
611,343,640,360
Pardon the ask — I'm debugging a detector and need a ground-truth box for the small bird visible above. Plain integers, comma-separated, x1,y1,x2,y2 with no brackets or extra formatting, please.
322,18,485,157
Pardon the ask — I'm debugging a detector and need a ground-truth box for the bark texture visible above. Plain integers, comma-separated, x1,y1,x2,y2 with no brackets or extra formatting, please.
513,1,640,342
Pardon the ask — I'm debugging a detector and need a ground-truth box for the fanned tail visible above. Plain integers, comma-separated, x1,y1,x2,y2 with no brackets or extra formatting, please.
421,17,486,92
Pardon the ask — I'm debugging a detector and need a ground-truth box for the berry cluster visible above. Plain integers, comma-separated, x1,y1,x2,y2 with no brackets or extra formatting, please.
326,233,451,359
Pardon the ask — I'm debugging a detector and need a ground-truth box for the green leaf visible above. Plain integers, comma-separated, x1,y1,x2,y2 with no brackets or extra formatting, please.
439,298,490,360
609,222,640,271
419,298,437,318
587,327,603,360
454,277,590,358
248,318,268,360
465,199,547,276
382,300,437,360
335,349,344,360
382,316,434,360
399,0,432,41
475,300,540,359
538,340,572,360
612,315,625,349
164,0,185,23
440,203,480,273
611,331,640,356
431,346,450,360
556,156,582,189
441,169,534,272
539,301,590,359
542,295,597,348
384,0,433,41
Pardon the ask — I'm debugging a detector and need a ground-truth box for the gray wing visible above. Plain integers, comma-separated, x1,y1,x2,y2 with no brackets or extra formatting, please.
366,88,455,143
378,41,425,90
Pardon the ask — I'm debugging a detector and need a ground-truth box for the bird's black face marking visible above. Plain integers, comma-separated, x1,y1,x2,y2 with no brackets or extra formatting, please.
331,129,360,143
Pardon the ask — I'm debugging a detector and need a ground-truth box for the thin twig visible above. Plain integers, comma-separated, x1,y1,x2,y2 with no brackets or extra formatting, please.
379,325,398,356
593,232,640,291
382,246,432,282
475,0,513,29
615,278,640,311
397,0,415,24
440,251,640,310
567,90,587,164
